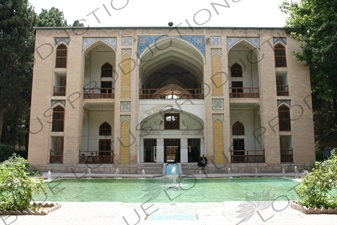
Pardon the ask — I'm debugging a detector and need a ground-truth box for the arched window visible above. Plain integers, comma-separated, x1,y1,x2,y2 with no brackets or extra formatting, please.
99,122,111,135
278,105,291,131
231,63,242,77
55,44,67,68
101,63,113,77
52,106,65,132
274,44,287,67
232,121,244,135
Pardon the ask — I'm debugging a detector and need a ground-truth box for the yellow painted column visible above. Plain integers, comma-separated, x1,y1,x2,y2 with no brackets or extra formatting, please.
213,114,224,164
120,116,130,164
212,54,222,96
121,54,131,98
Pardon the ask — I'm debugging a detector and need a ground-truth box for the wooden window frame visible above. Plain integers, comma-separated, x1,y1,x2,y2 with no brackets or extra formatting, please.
231,63,243,77
101,63,113,77
52,106,65,132
55,44,67,68
164,113,179,129
99,122,111,136
232,121,245,135
274,44,287,67
278,105,291,131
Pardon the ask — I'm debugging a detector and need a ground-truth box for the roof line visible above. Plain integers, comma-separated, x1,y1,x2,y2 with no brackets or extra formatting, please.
34,26,285,30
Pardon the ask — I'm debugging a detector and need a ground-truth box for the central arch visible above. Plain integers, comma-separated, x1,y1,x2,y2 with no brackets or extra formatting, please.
139,37,205,99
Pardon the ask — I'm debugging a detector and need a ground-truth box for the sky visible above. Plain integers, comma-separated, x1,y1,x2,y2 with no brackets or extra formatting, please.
28,0,289,27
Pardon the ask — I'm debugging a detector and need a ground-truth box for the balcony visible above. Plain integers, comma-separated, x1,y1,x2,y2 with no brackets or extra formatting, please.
50,150,63,163
79,151,114,163
53,86,66,96
231,149,265,163
83,88,115,99
277,85,289,96
139,88,204,99
229,87,259,98
281,148,293,162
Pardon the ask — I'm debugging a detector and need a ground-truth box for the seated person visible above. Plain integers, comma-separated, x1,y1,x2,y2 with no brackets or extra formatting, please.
197,154,207,168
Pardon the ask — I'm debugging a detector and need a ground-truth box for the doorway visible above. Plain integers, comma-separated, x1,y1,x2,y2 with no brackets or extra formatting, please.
164,139,180,162
188,139,200,162
143,139,157,162
99,139,113,163
233,139,245,162
232,81,243,97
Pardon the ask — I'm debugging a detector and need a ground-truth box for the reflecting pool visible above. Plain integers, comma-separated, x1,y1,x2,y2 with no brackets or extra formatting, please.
34,177,301,203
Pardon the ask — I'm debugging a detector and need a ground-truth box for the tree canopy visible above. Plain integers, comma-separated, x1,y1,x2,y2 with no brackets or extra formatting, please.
37,7,68,27
0,0,36,147
281,0,337,146
0,1,80,149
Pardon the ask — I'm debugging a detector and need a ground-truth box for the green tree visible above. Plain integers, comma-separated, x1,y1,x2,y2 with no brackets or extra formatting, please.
0,0,36,146
72,19,84,27
37,7,68,27
297,156,337,208
281,0,337,147
0,155,45,211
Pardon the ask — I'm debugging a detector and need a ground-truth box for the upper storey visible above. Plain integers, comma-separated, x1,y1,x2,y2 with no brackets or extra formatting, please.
33,27,306,102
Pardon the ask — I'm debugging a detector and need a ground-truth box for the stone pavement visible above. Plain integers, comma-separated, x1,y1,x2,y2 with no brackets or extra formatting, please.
7,201,337,225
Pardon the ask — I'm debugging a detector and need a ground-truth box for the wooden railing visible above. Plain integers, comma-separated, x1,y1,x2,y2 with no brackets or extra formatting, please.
231,149,265,163
281,148,293,162
277,85,289,96
50,150,63,163
229,87,259,98
53,86,66,96
83,88,115,99
139,88,204,99
79,151,114,163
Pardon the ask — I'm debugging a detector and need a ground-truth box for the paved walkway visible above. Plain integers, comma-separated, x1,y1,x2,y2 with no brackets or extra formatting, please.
8,202,337,225
4,173,336,225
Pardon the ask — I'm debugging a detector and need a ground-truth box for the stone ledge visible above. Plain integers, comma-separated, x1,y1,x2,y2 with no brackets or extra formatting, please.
0,203,61,215
290,201,337,214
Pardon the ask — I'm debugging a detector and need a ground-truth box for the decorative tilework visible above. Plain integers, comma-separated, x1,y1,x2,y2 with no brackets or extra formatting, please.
277,100,291,106
137,35,205,56
82,38,117,52
122,36,133,46
51,100,66,107
211,49,222,56
55,38,69,45
121,115,131,123
120,101,131,112
210,36,222,45
212,114,224,122
227,37,260,51
212,99,224,110
121,49,132,56
137,35,165,55
178,36,205,55
273,37,287,45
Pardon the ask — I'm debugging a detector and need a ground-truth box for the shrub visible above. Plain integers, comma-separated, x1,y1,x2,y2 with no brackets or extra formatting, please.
296,156,337,208
0,154,45,211
0,144,15,162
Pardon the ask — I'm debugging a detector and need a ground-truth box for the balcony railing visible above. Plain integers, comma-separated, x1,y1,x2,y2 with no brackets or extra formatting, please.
79,150,114,163
50,150,63,163
83,88,115,99
53,86,66,96
277,85,289,96
139,88,204,99
231,149,265,163
229,87,259,98
281,148,293,162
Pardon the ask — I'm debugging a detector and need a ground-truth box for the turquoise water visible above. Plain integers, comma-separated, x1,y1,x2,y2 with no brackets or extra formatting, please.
33,177,301,203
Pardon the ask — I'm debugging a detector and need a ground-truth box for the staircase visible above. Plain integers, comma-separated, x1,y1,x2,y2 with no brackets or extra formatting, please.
137,163,163,175
180,163,201,175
